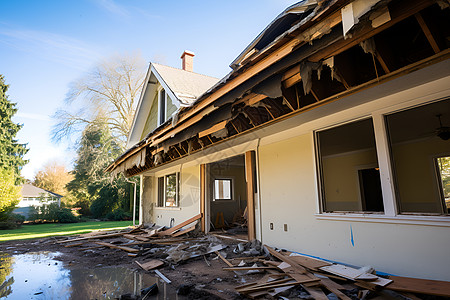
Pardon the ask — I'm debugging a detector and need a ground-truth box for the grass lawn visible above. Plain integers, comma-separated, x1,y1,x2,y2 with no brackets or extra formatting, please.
0,221,134,242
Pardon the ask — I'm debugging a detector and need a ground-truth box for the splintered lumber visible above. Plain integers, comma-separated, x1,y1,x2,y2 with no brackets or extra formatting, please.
237,280,302,294
223,266,276,271
320,278,353,300
215,251,234,267
135,259,164,271
57,232,125,244
385,276,450,297
158,214,202,236
303,286,329,300
288,254,331,270
171,224,197,237
123,234,150,242
265,245,307,274
94,242,139,253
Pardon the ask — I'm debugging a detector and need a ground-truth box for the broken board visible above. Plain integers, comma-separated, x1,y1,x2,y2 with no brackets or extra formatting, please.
135,259,164,271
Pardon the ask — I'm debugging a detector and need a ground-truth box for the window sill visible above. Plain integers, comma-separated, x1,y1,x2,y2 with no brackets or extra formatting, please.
315,213,450,227
154,207,181,211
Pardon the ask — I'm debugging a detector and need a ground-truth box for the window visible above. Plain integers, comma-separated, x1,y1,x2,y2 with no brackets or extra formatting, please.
158,89,166,125
385,99,450,214
436,156,450,212
157,173,180,207
316,118,384,213
214,179,232,201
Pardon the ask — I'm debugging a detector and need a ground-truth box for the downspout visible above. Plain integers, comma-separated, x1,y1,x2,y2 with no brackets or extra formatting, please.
255,138,263,242
125,178,137,226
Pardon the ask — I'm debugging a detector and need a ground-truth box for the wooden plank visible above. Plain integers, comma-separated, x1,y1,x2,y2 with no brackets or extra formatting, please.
238,280,302,294
123,234,149,242
303,286,329,300
320,278,352,300
158,213,202,236
223,266,276,271
215,251,234,267
415,12,440,54
171,224,197,237
94,242,139,253
198,120,227,138
135,259,164,271
385,276,450,297
264,245,308,275
245,151,256,241
237,278,295,292
57,232,125,243
200,164,206,232
283,73,302,88
289,254,331,270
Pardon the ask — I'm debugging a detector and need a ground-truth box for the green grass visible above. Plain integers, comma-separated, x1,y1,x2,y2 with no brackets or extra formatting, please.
0,221,133,242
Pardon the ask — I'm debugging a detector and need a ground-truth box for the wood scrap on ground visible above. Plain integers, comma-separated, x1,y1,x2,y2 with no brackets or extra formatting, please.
135,259,164,271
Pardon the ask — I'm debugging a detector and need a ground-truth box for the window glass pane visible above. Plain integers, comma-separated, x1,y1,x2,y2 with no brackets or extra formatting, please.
386,99,450,214
165,173,177,207
317,118,383,212
214,179,232,200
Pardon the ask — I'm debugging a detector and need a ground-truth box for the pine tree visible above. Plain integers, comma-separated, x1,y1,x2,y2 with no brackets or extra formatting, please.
0,75,28,184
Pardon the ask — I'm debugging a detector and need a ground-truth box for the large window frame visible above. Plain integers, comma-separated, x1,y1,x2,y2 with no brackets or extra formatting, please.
315,98,450,225
157,172,180,208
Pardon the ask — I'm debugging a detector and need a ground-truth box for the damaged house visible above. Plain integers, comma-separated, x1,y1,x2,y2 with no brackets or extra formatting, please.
107,0,450,281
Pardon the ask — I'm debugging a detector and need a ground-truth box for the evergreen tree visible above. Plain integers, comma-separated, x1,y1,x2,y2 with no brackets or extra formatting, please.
0,75,28,184
67,119,130,217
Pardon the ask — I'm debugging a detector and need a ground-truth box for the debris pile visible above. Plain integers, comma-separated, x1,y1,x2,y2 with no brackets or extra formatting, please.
55,214,450,299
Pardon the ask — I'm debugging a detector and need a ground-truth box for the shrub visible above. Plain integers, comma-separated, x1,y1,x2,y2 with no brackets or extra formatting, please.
106,208,131,221
27,203,78,223
0,213,25,229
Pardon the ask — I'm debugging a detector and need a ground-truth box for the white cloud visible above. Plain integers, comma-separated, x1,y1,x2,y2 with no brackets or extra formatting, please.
0,27,102,71
93,0,130,18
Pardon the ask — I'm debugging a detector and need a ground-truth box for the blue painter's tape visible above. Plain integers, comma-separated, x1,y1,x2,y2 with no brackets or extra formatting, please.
350,225,355,247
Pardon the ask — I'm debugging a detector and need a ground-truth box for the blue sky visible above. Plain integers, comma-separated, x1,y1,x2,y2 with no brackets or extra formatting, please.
0,0,294,179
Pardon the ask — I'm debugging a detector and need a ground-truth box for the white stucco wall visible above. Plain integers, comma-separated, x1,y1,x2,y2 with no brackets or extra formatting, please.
258,133,450,281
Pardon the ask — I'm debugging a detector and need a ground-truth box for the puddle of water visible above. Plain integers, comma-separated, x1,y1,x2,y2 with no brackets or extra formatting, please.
0,252,179,300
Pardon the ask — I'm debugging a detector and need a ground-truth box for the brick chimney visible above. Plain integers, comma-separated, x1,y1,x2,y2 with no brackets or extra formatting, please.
181,50,195,72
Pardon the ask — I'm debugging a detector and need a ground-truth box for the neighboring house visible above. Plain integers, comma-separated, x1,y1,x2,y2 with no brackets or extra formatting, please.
14,184,62,218
108,0,450,281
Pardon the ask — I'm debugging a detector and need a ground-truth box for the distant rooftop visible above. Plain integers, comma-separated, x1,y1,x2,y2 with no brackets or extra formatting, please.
20,183,63,198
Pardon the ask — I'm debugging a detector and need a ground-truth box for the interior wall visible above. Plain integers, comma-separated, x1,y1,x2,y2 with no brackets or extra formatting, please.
322,149,378,211
392,137,449,213
209,163,247,226
258,133,450,280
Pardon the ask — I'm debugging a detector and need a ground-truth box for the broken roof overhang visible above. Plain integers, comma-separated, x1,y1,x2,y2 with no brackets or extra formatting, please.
230,0,319,69
107,0,447,176
105,0,349,174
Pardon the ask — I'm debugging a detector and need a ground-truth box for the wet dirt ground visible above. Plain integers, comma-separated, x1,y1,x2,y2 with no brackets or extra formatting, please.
0,234,262,299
